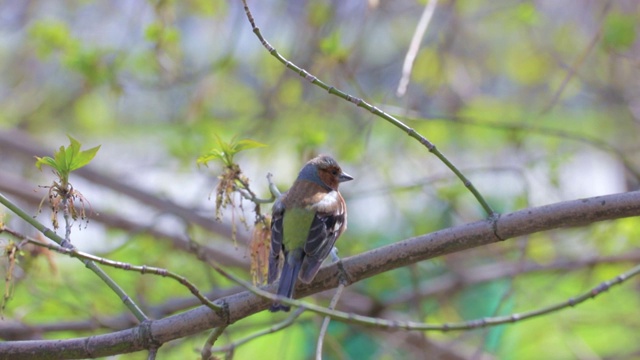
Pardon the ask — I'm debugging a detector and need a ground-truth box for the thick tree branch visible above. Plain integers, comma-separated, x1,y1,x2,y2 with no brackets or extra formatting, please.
1,191,639,359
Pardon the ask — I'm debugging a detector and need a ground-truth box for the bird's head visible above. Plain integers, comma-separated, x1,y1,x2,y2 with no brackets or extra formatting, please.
299,154,353,191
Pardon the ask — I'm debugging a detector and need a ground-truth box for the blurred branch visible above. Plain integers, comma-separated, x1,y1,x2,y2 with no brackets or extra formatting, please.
209,307,305,354
396,0,439,97
541,0,612,114
420,115,640,181
0,130,245,243
2,190,639,358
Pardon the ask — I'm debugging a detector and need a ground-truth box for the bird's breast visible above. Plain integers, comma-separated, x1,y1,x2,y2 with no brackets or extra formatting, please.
283,181,337,210
306,191,340,212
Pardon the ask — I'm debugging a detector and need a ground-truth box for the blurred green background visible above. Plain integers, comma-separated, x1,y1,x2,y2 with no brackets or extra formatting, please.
1,0,640,359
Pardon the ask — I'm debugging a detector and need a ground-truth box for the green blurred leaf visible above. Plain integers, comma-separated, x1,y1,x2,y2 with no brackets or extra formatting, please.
320,30,347,59
412,48,444,89
187,0,228,16
144,22,180,45
515,2,539,25
144,22,164,43
276,79,303,106
505,44,551,85
74,92,114,132
602,13,636,51
28,19,74,57
308,2,333,27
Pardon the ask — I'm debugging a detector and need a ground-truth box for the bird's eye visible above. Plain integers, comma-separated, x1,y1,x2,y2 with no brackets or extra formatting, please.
331,169,339,176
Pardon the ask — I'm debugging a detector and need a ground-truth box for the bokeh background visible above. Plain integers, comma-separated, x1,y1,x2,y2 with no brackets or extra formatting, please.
1,0,640,359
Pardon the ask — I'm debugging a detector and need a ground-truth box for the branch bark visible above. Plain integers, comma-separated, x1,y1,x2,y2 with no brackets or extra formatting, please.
1,191,639,359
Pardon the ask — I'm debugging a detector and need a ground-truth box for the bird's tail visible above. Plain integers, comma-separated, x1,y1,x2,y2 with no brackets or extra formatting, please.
270,258,302,312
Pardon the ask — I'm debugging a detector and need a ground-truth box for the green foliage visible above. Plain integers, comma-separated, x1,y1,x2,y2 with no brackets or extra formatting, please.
602,13,637,51
320,30,348,60
276,79,303,106
412,48,444,90
197,135,266,168
35,135,101,186
29,19,119,87
144,22,181,45
186,0,228,16
505,43,551,85
73,92,115,132
514,2,540,25
29,19,74,57
307,2,333,27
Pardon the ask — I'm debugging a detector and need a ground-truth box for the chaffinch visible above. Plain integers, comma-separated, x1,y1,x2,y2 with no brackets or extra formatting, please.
268,155,353,312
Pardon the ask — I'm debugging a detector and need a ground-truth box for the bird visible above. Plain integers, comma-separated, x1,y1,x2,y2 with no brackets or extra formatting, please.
268,154,353,312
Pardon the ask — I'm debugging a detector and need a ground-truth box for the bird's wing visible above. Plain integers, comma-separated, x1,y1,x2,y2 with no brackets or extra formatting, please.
299,192,347,283
268,195,286,284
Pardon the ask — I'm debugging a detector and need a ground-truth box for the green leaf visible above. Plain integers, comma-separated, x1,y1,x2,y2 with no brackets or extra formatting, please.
234,139,267,152
196,151,224,168
71,145,101,171
34,136,100,181
319,30,347,59
197,136,266,167
54,145,69,173
35,156,58,171
66,135,101,171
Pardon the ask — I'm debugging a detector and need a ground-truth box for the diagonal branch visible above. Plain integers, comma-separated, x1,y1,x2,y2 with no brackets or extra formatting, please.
396,0,439,97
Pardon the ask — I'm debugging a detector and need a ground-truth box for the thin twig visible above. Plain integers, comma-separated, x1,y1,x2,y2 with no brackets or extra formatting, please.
147,346,158,360
266,173,281,198
235,177,275,205
204,248,640,332
315,283,345,360
396,0,439,97
210,307,305,353
62,196,72,247
8,231,222,313
541,0,612,114
201,325,228,359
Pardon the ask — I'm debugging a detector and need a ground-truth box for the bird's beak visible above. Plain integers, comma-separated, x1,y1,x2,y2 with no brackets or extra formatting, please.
339,172,354,182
